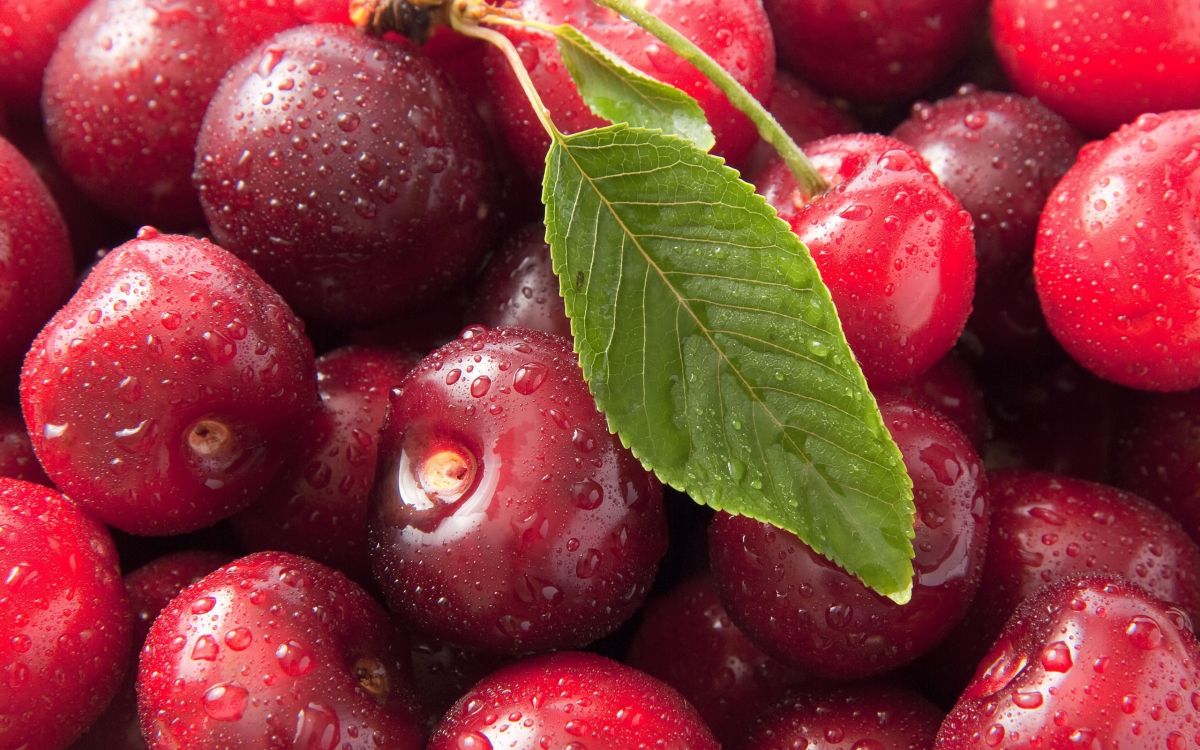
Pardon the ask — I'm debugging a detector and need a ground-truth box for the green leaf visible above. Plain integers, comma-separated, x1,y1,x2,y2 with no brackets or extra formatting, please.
553,24,715,152
543,124,916,602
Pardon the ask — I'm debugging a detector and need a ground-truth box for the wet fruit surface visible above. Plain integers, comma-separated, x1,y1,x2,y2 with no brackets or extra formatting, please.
42,0,300,226
991,0,1200,135
1116,390,1200,544
20,231,318,535
369,326,667,654
626,575,806,745
426,651,720,750
0,0,90,109
758,133,976,386
0,405,49,485
232,346,416,583
195,23,498,326
1035,110,1200,391
0,478,131,750
710,397,987,679
138,551,425,750
885,352,990,450
0,134,75,371
742,683,944,750
485,0,775,175
936,575,1200,749
468,223,571,338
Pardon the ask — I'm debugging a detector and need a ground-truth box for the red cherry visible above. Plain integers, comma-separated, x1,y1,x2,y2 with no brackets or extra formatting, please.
709,397,987,679
484,0,775,176
468,223,571,338
137,551,425,749
992,0,1200,135
936,575,1200,749
0,478,131,750
0,0,90,110
427,651,719,750
757,133,976,387
885,352,989,451
0,404,50,485
1035,110,1200,391
368,326,667,654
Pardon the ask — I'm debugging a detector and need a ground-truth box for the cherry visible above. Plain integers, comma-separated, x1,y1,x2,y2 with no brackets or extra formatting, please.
73,551,233,750
626,575,806,746
0,0,89,111
893,89,1084,284
927,470,1200,697
231,346,416,584
936,575,1200,749
980,355,1119,483
991,0,1200,136
484,0,775,176
0,478,131,750
408,631,511,722
709,396,987,680
41,0,300,227
757,133,976,387
885,351,989,451
958,269,1060,366
1115,390,1200,544
467,223,571,338
20,230,318,535
741,683,944,750
0,404,49,485
0,134,74,372
368,326,667,655
764,0,985,104
743,70,860,179
195,24,497,327
427,651,719,750
1035,110,1200,391
138,551,424,749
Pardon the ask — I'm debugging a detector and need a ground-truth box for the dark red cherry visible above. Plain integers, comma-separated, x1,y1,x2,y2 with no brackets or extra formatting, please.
195,23,498,326
744,70,860,179
468,223,570,338
885,352,989,451
484,0,775,176
231,346,416,583
0,0,90,111
1116,390,1200,544
709,397,987,679
407,631,511,722
42,0,300,226
0,404,49,485
427,651,719,750
627,575,806,745
368,326,667,654
757,133,976,387
742,683,944,750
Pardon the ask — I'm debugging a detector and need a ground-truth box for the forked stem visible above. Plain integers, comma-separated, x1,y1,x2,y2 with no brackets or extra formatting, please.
590,0,828,197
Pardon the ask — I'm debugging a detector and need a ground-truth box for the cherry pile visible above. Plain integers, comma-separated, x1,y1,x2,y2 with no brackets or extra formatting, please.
1,0,1200,748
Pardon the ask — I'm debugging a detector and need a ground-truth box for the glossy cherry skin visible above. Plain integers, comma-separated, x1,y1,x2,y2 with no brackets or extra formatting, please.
0,134,74,371
885,352,989,451
936,575,1200,749
0,478,131,750
0,405,49,484
231,346,415,583
757,133,976,387
929,470,1200,697
369,326,667,655
741,684,944,750
42,0,299,227
1035,110,1200,391
485,0,774,176
1116,390,1200,544
138,551,424,749
20,231,318,535
467,223,570,338
73,551,233,750
743,70,860,179
709,397,987,680
427,651,719,750
626,575,806,746
893,89,1084,284
764,0,984,104
0,0,90,111
195,24,497,327
992,0,1200,136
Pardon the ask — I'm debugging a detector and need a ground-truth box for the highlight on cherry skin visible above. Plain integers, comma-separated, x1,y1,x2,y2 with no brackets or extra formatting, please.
5,0,1200,747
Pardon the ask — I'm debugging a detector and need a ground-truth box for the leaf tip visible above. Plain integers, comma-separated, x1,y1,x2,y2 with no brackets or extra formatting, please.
884,580,914,606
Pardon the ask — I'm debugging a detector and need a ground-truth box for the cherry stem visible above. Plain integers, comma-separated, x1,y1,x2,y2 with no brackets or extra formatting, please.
449,2,562,140
590,0,828,198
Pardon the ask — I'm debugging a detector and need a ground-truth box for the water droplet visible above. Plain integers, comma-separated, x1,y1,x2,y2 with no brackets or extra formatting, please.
276,640,316,676
1126,615,1165,650
224,627,253,651
191,635,219,661
571,479,604,510
470,376,491,398
457,731,492,750
1013,690,1043,709
293,702,340,750
513,363,548,395
1040,641,1073,672
203,682,249,722
190,596,216,614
